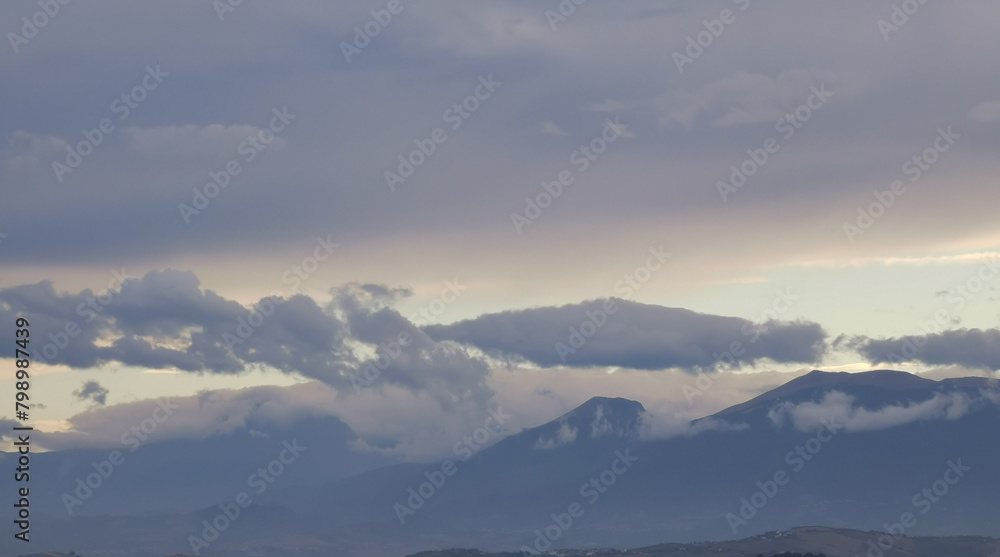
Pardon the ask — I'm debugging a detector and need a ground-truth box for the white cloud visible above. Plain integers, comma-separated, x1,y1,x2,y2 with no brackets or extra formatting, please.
540,121,568,136
638,411,748,440
534,419,578,449
796,251,1000,269
122,124,282,157
655,69,861,128
582,99,640,113
591,404,613,437
768,390,973,432
968,99,1000,123
402,2,558,58
2,131,68,168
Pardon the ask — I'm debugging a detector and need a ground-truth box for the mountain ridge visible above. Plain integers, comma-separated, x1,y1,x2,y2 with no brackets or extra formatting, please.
7,369,999,557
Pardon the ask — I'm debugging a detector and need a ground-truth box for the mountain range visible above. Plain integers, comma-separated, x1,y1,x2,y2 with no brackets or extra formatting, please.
5,369,999,557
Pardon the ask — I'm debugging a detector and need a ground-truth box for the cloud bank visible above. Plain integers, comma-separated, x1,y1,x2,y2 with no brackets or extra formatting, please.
426,298,827,371
0,270,493,411
853,328,1000,371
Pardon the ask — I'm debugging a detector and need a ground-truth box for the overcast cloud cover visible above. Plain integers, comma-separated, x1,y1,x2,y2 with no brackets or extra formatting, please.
1,1,999,459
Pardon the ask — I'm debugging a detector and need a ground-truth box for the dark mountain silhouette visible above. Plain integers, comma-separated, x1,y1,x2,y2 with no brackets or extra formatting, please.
6,370,998,557
1,414,393,517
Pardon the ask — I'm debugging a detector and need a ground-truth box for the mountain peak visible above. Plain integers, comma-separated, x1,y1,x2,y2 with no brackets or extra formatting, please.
576,395,647,414
711,369,939,421
529,396,646,449
793,369,934,389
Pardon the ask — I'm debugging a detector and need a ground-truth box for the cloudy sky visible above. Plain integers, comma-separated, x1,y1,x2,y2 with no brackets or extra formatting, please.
1,1,998,460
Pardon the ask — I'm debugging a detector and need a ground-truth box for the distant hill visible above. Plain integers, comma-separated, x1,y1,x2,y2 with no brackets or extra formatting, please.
406,526,1000,557
0,414,394,517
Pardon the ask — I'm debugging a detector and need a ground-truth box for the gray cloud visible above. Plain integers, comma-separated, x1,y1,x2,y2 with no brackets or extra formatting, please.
0,270,490,409
425,298,827,371
1,0,999,282
853,328,1000,371
73,380,109,405
330,282,494,411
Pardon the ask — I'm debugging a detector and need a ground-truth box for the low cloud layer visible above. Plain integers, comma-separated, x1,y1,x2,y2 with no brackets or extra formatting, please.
534,419,578,449
638,412,749,441
25,383,337,451
426,298,827,371
768,390,976,433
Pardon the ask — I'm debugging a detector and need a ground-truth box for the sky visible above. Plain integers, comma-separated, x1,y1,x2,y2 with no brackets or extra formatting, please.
1,0,998,461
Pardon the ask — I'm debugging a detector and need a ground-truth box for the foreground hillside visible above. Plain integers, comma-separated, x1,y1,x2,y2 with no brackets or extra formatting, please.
406,526,1000,557
17,527,1000,557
